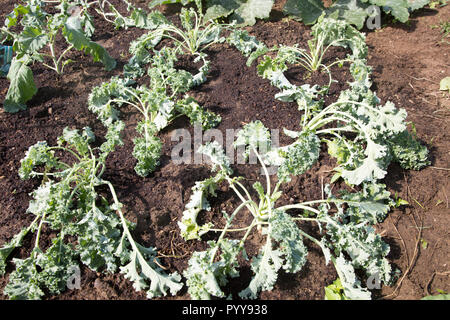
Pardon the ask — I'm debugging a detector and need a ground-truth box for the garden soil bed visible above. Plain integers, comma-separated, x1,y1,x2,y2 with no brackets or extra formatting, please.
0,0,448,300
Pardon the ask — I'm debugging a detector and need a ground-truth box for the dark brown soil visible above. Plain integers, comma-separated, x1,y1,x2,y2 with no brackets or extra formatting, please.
0,0,448,300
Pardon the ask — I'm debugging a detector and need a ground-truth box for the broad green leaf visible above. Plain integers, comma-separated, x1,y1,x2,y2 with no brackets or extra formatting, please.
204,0,241,21
230,0,274,26
15,26,48,53
5,5,30,28
148,0,194,8
283,0,325,25
63,19,116,71
327,0,369,30
324,278,349,300
407,0,430,10
4,58,37,113
365,0,409,22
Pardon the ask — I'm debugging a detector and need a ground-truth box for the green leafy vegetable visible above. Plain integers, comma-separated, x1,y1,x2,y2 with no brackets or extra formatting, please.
1,126,182,300
230,0,274,26
180,122,398,300
324,278,349,300
283,0,325,25
89,44,221,177
4,57,37,112
283,0,431,28
1,0,116,112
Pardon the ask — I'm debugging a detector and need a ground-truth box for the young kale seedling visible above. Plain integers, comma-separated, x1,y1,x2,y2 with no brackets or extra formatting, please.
89,46,221,177
180,123,397,300
1,0,116,112
0,124,182,299
124,0,229,85
229,17,429,185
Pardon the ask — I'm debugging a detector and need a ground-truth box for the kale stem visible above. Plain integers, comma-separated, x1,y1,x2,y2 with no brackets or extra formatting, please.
252,148,271,197
210,225,259,233
277,203,321,214
48,146,82,162
238,219,258,250
231,179,259,214
209,200,252,263
56,45,74,74
228,182,258,218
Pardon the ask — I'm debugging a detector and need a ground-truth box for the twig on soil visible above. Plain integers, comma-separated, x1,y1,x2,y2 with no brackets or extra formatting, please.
406,75,439,84
156,229,189,260
321,176,324,200
153,258,169,271
431,166,450,171
429,232,449,262
411,197,426,210
425,271,450,296
390,215,410,268
420,97,439,106
383,212,423,299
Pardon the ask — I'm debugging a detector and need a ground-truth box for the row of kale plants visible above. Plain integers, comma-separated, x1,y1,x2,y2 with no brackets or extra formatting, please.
0,0,430,300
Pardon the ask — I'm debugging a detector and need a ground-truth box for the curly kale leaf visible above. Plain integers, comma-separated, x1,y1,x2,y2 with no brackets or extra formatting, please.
179,143,231,240
116,240,182,298
234,120,272,160
132,134,163,177
176,96,222,130
0,227,32,276
334,254,371,300
270,210,308,273
323,211,393,286
339,182,394,224
198,141,233,175
388,129,430,170
34,237,78,296
184,239,241,299
19,141,60,179
276,131,320,183
239,239,283,299
77,203,122,273
4,251,45,300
